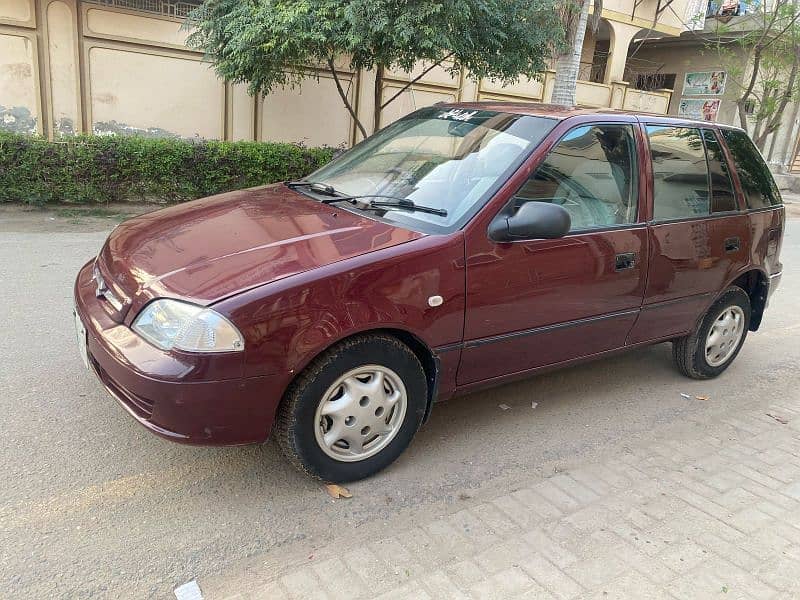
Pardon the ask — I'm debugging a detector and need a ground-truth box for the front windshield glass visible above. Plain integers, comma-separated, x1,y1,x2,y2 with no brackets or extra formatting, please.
305,107,557,233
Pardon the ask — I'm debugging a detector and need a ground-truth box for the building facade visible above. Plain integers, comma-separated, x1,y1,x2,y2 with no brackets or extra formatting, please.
2,0,702,148
634,1,800,173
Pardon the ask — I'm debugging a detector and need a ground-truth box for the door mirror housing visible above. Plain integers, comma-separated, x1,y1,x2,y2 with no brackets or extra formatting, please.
488,201,571,242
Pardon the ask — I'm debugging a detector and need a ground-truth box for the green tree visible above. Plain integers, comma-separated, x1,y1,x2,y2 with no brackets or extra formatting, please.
706,0,800,149
187,0,564,139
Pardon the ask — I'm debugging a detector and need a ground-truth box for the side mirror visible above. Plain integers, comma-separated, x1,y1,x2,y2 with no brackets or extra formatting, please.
488,201,571,242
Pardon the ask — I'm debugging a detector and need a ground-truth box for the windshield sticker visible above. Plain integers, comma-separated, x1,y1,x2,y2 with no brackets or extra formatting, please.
437,109,479,122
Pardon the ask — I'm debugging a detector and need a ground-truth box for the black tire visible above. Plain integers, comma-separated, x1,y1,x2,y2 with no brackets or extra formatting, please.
673,286,751,379
274,334,427,482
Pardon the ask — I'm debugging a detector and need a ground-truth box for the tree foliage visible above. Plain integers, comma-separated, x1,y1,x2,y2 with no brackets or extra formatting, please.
187,0,564,137
706,0,800,149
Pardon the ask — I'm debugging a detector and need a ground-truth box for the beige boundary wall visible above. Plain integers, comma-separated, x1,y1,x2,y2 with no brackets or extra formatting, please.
0,0,676,147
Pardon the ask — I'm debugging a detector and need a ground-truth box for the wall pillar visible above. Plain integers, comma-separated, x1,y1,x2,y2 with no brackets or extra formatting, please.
543,69,557,103
40,0,82,137
604,20,641,85
459,75,480,103
610,80,629,109
227,82,255,141
354,67,376,141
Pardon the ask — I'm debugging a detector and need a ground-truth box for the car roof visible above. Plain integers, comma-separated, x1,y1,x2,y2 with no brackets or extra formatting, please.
436,101,744,131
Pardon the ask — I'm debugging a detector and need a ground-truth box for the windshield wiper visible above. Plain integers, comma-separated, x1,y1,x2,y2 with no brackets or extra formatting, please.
285,180,343,196
287,182,447,216
315,190,449,216
286,181,360,206
361,197,447,217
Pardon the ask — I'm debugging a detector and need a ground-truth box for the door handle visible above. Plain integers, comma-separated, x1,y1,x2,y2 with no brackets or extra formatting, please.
724,237,740,253
615,252,636,271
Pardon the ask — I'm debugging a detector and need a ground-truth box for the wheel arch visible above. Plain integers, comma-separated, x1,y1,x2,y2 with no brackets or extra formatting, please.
726,268,768,331
285,327,440,425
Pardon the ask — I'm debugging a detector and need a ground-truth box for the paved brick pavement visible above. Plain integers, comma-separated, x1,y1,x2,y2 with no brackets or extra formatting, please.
209,396,800,600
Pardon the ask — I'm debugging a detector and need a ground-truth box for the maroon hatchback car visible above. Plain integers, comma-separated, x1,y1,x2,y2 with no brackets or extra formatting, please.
74,103,784,481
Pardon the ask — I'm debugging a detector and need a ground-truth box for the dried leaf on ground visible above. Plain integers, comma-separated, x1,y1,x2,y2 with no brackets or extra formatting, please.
766,413,789,425
695,395,710,401
324,484,353,499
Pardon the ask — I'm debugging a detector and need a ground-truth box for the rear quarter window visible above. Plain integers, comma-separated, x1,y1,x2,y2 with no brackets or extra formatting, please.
702,129,738,213
720,129,782,209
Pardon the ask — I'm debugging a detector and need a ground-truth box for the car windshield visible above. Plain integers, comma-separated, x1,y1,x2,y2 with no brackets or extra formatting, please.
303,107,558,233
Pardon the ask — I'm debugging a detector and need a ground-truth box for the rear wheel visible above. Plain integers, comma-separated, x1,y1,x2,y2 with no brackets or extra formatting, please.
275,334,427,482
673,286,751,379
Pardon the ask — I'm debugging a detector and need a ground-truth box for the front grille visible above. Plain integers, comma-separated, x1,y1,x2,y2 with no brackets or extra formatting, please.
89,353,155,419
93,259,131,321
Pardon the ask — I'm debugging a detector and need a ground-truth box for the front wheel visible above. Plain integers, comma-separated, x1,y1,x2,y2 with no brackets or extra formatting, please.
275,334,427,482
673,286,751,379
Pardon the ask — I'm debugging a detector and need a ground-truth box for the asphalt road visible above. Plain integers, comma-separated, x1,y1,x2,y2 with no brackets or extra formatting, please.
2,209,799,599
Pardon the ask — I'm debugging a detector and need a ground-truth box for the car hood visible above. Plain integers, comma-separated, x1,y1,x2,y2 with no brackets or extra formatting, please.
96,184,423,318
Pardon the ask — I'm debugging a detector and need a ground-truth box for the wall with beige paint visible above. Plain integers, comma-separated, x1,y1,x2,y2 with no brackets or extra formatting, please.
633,40,741,123
0,0,677,149
0,0,40,134
0,27,40,133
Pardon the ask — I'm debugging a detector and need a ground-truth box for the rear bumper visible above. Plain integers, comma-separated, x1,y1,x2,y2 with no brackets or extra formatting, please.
767,270,782,307
74,260,282,445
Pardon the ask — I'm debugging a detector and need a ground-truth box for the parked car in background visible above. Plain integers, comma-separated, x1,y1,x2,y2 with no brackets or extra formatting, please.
74,103,784,482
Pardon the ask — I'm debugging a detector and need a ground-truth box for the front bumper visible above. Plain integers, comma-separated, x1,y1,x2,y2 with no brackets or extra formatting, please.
74,260,281,445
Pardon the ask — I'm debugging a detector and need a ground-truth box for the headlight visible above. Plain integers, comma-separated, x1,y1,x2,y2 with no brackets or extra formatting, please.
132,299,244,353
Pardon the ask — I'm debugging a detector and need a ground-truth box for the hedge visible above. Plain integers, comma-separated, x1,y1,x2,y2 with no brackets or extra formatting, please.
0,133,336,205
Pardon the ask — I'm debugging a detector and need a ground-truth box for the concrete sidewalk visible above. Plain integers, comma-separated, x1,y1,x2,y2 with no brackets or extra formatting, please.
207,393,800,600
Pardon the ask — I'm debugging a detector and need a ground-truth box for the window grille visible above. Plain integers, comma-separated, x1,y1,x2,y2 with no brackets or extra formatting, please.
81,0,201,19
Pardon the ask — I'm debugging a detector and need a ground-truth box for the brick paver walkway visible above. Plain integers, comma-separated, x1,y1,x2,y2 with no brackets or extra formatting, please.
212,396,800,600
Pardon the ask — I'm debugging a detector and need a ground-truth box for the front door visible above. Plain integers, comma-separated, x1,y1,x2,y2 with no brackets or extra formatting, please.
458,122,648,385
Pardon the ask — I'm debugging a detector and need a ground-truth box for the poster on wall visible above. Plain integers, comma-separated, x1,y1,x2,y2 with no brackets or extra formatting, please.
683,71,727,95
678,98,721,121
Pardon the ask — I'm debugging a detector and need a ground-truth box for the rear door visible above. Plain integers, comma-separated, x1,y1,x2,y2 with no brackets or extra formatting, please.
459,121,649,384
628,125,751,344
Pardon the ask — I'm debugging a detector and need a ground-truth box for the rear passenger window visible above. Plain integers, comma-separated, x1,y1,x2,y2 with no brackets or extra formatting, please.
646,126,709,220
720,129,782,208
702,129,738,213
512,124,638,231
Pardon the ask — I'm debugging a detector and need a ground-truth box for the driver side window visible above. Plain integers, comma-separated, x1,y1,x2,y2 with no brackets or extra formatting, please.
512,124,639,231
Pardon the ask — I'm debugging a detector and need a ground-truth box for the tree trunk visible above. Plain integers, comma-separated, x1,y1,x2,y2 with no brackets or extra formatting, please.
551,0,591,106
754,46,800,149
737,46,763,132
373,65,384,134
752,88,771,147
373,55,455,131
327,57,367,140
